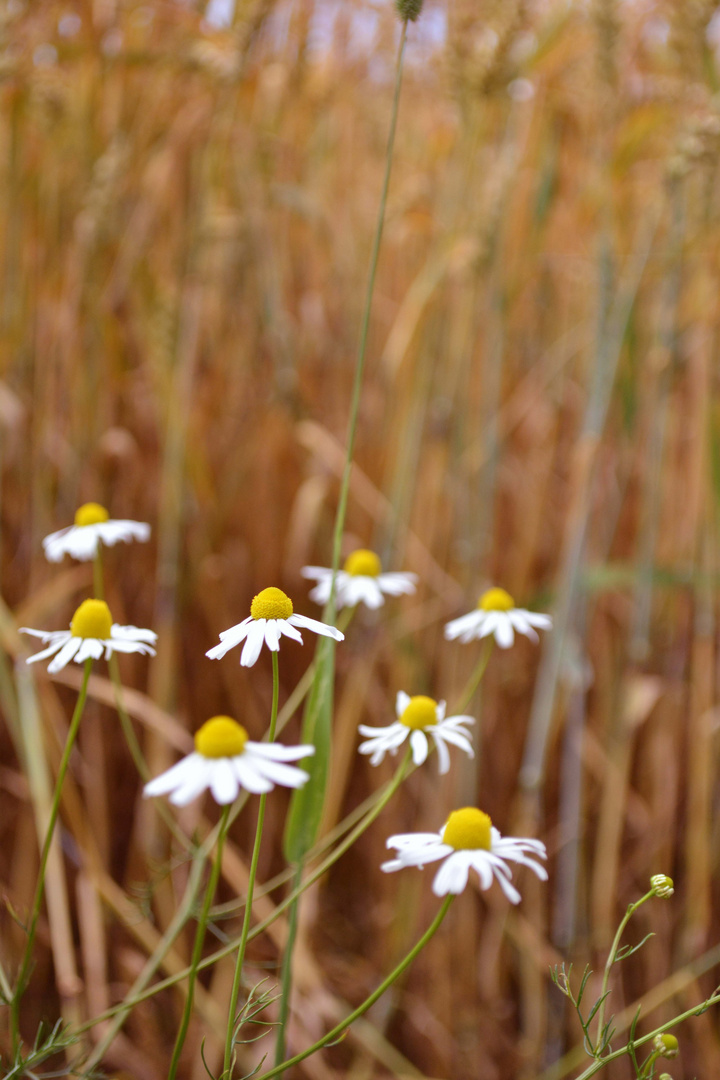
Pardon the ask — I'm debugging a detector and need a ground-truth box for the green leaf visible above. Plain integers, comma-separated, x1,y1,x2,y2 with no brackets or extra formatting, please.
283,635,336,862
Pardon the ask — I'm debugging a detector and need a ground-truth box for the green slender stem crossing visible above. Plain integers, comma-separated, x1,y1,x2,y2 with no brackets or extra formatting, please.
11,658,93,1054
168,805,231,1080
256,896,453,1080
222,650,280,1078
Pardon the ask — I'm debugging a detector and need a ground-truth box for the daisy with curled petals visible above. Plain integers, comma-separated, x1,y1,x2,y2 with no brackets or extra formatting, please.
302,549,417,611
358,692,474,775
206,586,344,668
42,502,150,563
382,807,548,902
143,716,315,806
21,599,157,674
444,587,552,650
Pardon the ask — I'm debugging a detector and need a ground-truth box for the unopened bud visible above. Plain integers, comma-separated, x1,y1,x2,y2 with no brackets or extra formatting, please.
651,874,674,898
395,0,423,22
653,1033,679,1058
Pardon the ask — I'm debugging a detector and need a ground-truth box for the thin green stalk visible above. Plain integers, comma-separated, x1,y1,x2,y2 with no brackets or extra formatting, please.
327,21,408,595
274,865,301,1065
257,896,453,1080
11,658,93,1054
571,992,720,1080
278,22,409,1057
168,804,231,1080
222,651,280,1078
595,889,654,1050
77,814,226,1069
453,637,494,714
79,749,413,1031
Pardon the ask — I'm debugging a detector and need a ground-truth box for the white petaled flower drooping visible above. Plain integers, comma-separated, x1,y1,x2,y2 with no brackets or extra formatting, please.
144,715,315,806
302,549,417,611
206,587,344,668
382,808,548,902
444,587,552,650
358,691,474,775
42,502,151,563
21,599,157,674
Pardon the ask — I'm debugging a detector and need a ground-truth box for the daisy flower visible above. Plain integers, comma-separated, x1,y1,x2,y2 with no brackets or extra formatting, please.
143,715,315,806
382,807,548,902
358,691,474,775
21,599,157,674
206,586,344,668
43,502,151,563
444,587,552,650
302,549,417,610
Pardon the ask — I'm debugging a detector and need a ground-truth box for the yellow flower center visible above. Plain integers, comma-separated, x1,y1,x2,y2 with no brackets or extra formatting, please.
399,695,438,730
478,587,515,612
194,716,248,758
442,808,492,850
343,549,382,577
70,599,113,640
74,502,110,527
250,587,293,621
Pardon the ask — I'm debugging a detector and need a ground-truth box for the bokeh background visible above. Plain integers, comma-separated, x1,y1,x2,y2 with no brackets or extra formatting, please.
2,0,720,1077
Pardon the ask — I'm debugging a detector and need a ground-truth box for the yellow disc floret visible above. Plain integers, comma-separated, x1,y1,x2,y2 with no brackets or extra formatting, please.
195,716,248,758
70,599,113,640
442,808,492,850
250,587,293,621
74,502,110,527
343,549,382,578
399,695,438,730
478,587,515,612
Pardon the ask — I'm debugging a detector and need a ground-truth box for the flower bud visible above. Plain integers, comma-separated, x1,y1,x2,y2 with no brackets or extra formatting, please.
653,1033,679,1058
395,0,423,22
651,874,674,898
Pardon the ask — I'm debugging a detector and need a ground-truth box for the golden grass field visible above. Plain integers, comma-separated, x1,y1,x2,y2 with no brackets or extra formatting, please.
2,0,720,1077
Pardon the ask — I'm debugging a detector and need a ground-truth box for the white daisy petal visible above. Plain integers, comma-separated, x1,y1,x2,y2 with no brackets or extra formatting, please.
24,637,68,665
233,755,274,793
395,690,411,716
410,729,429,767
144,755,202,797
524,611,553,630
209,759,240,804
494,613,514,648
264,619,281,651
433,735,451,775
376,572,417,596
433,852,472,896
289,613,344,641
276,619,303,645
246,742,315,762
47,637,83,672
240,622,266,667
492,869,522,905
251,757,310,789
170,764,216,807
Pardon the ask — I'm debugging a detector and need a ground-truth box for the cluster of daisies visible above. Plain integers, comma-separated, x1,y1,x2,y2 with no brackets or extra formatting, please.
23,505,551,903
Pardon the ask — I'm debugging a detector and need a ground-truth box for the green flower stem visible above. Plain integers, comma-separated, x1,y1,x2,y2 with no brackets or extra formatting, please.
79,815,226,1072
274,863,301,1065
256,895,453,1080
11,657,93,1054
571,992,720,1080
222,651,280,1078
453,637,494,714
79,748,413,1031
323,18,408,621
168,804,231,1080
277,24,408,1060
595,889,654,1051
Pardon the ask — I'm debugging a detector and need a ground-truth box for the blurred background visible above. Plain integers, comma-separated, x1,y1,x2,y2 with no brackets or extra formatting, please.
1,0,720,1076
